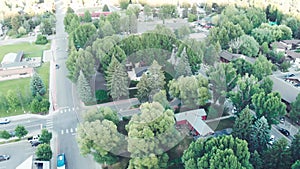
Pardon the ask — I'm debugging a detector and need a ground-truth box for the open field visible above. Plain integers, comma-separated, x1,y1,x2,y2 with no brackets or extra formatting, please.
0,42,51,62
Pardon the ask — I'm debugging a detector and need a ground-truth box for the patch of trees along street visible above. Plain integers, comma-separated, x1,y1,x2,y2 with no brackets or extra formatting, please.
63,4,300,169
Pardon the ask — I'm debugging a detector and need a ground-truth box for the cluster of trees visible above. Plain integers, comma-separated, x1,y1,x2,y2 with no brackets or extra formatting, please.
77,102,182,168
35,129,53,161
232,106,300,169
0,125,28,139
1,11,56,37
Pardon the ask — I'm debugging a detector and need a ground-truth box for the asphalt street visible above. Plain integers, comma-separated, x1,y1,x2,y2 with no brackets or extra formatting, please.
0,141,35,169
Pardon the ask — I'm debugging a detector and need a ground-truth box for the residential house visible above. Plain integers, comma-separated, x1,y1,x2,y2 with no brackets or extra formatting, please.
286,50,300,66
219,50,256,64
270,41,288,53
175,109,214,136
282,40,300,50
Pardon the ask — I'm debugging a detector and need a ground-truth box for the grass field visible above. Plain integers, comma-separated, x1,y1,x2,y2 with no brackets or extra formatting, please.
207,117,235,131
0,42,51,61
0,62,50,117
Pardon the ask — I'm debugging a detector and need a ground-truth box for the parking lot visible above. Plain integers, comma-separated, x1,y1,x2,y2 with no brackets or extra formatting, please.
0,141,35,169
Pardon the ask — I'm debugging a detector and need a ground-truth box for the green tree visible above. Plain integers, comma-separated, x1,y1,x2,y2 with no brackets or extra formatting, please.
249,116,270,153
119,0,129,10
263,139,292,169
245,7,266,28
76,48,95,81
232,107,254,142
229,74,261,113
102,21,115,37
203,44,219,66
83,106,119,124
260,77,273,94
77,119,121,165
136,61,165,102
30,73,46,96
239,34,260,57
182,135,252,169
278,25,293,40
103,4,110,12
105,55,129,100
72,23,97,49
250,151,263,169
40,18,53,35
67,7,75,13
35,34,48,45
283,17,300,38
252,92,286,125
64,13,79,33
15,125,28,139
127,102,179,167
253,55,273,81
207,62,237,104
106,12,121,33
82,10,92,23
231,58,253,76
6,90,20,109
143,5,152,21
11,15,21,31
251,28,274,45
290,94,300,123
175,47,192,78
35,144,52,161
39,129,52,144
291,132,300,163
153,90,169,109
77,71,94,104
0,130,11,139
30,98,41,113
169,74,210,107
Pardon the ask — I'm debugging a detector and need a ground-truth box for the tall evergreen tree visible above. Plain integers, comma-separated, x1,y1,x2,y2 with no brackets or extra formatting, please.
136,60,165,102
30,73,46,96
232,106,254,142
175,47,192,78
82,10,92,23
291,132,300,163
77,71,94,104
105,55,129,100
249,116,270,153
290,94,300,123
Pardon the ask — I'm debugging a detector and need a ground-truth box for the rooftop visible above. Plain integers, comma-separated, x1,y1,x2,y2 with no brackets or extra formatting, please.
270,75,300,103
175,109,213,136
286,50,300,59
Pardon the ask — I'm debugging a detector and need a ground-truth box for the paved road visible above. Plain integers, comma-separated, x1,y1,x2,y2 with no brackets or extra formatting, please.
0,141,35,169
0,35,54,46
51,0,99,168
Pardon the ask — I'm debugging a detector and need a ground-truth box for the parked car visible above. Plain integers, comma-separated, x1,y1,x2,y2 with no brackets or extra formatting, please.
0,118,10,124
268,135,275,145
280,117,285,124
285,74,295,78
55,64,60,69
278,128,290,137
0,155,10,161
28,134,40,143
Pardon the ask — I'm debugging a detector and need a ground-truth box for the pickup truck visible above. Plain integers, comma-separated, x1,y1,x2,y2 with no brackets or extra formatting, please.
28,135,40,143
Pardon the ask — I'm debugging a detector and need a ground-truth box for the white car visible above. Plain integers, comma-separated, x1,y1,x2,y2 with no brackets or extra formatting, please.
268,135,275,145
0,118,10,125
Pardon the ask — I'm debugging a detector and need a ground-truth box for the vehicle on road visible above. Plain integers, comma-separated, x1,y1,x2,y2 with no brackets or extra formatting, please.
278,128,290,137
268,135,275,145
28,135,40,143
0,155,10,161
31,140,42,147
57,153,66,169
280,117,285,124
55,64,60,69
0,118,10,124
285,73,295,78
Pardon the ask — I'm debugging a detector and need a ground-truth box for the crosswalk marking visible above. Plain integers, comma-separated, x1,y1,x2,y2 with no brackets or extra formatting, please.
66,129,69,134
68,108,71,111
64,109,67,113
70,128,73,133
61,130,64,135
75,128,77,132
72,108,75,111
59,128,78,135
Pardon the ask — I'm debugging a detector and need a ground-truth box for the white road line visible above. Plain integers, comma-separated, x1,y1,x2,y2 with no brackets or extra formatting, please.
75,128,77,132
60,110,63,114
68,108,71,111
46,122,53,125
61,130,64,135
71,133,76,136
64,109,67,113
66,129,69,134
72,108,75,111
70,128,73,133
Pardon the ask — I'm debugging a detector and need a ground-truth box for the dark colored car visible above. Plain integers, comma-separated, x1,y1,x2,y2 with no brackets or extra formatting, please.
278,128,290,137
0,155,10,161
55,64,60,69
31,141,41,147
285,74,295,78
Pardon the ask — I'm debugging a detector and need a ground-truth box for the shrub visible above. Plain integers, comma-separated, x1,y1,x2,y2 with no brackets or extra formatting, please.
0,130,11,139
188,14,197,22
35,34,48,45
95,90,109,103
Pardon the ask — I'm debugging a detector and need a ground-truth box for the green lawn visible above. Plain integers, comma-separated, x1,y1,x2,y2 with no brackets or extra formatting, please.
0,63,50,117
207,117,235,131
0,42,51,61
